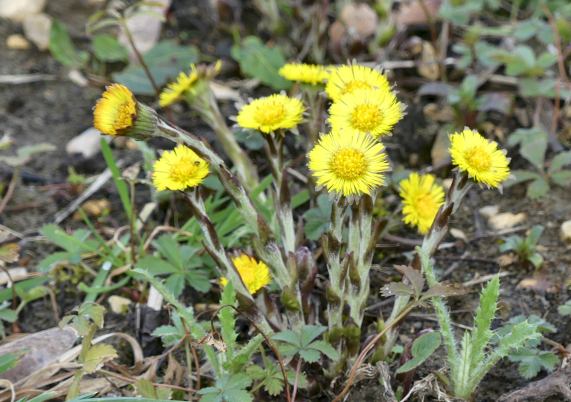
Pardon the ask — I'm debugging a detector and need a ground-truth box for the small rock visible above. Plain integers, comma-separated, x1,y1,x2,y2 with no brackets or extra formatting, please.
479,205,499,219
340,3,378,40
488,212,527,231
0,327,77,382
73,199,110,220
0,0,46,22
450,228,468,242
560,220,571,245
22,13,52,50
66,127,102,159
6,34,30,50
108,295,132,314
68,69,89,87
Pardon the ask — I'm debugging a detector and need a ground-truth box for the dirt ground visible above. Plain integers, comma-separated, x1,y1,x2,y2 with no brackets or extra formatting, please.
1,1,571,401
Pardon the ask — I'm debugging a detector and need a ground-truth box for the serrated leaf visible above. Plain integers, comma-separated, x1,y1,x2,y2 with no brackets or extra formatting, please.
509,349,559,379
395,265,425,296
381,282,414,297
308,340,340,360
231,36,291,90
300,325,326,347
298,348,321,363
83,343,117,373
470,275,499,370
397,331,441,373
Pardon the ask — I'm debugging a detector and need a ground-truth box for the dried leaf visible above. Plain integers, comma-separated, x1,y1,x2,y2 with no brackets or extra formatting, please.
418,42,439,80
381,282,414,297
395,265,425,296
83,343,118,373
424,283,467,298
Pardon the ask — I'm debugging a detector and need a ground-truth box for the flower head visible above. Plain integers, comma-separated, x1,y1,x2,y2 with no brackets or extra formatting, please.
94,84,137,135
400,173,445,234
279,63,329,85
220,254,271,295
236,94,304,134
449,129,510,188
329,88,403,138
308,131,390,198
159,65,200,107
152,144,209,191
325,64,391,101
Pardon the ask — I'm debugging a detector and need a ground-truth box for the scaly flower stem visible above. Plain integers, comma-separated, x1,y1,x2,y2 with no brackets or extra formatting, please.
383,171,472,356
265,133,296,254
346,195,376,327
196,89,259,190
185,190,253,302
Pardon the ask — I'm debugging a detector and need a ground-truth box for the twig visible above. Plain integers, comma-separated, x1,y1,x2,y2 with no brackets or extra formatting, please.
291,358,302,402
498,366,571,401
120,18,160,97
0,168,19,216
462,271,512,287
0,74,56,84
53,162,124,224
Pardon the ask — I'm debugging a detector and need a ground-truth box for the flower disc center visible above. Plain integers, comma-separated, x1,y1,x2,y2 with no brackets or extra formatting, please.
330,148,368,180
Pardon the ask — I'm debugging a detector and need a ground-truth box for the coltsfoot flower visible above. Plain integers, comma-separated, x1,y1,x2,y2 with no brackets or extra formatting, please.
279,63,329,85
152,144,209,191
400,173,445,234
159,65,199,107
325,64,391,101
329,88,404,138
94,83,157,138
236,94,304,134
308,131,390,198
449,129,510,188
220,254,271,295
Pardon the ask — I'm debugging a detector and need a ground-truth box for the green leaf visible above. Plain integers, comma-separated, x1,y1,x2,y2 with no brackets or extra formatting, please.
504,170,540,187
83,343,118,373
527,177,550,199
303,195,332,241
508,128,548,171
101,140,132,219
0,352,23,374
558,300,571,316
220,282,237,356
92,34,128,62
470,275,499,370
509,349,559,379
549,151,571,173
300,325,326,347
198,373,253,402
505,45,536,76
397,331,442,373
49,20,88,68
308,340,340,360
231,36,291,90
137,256,178,275
113,40,200,95
550,170,571,187
298,348,321,363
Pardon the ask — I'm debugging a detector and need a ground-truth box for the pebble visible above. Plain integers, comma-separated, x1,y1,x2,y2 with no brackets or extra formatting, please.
22,13,52,50
560,220,571,245
6,34,30,50
66,127,103,159
0,0,46,22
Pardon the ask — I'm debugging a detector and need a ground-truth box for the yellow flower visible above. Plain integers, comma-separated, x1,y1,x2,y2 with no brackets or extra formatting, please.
94,84,137,135
400,173,445,234
220,254,271,295
449,129,510,188
325,64,391,101
159,65,199,107
329,88,403,138
308,131,390,197
279,63,329,85
236,94,304,134
152,144,209,191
